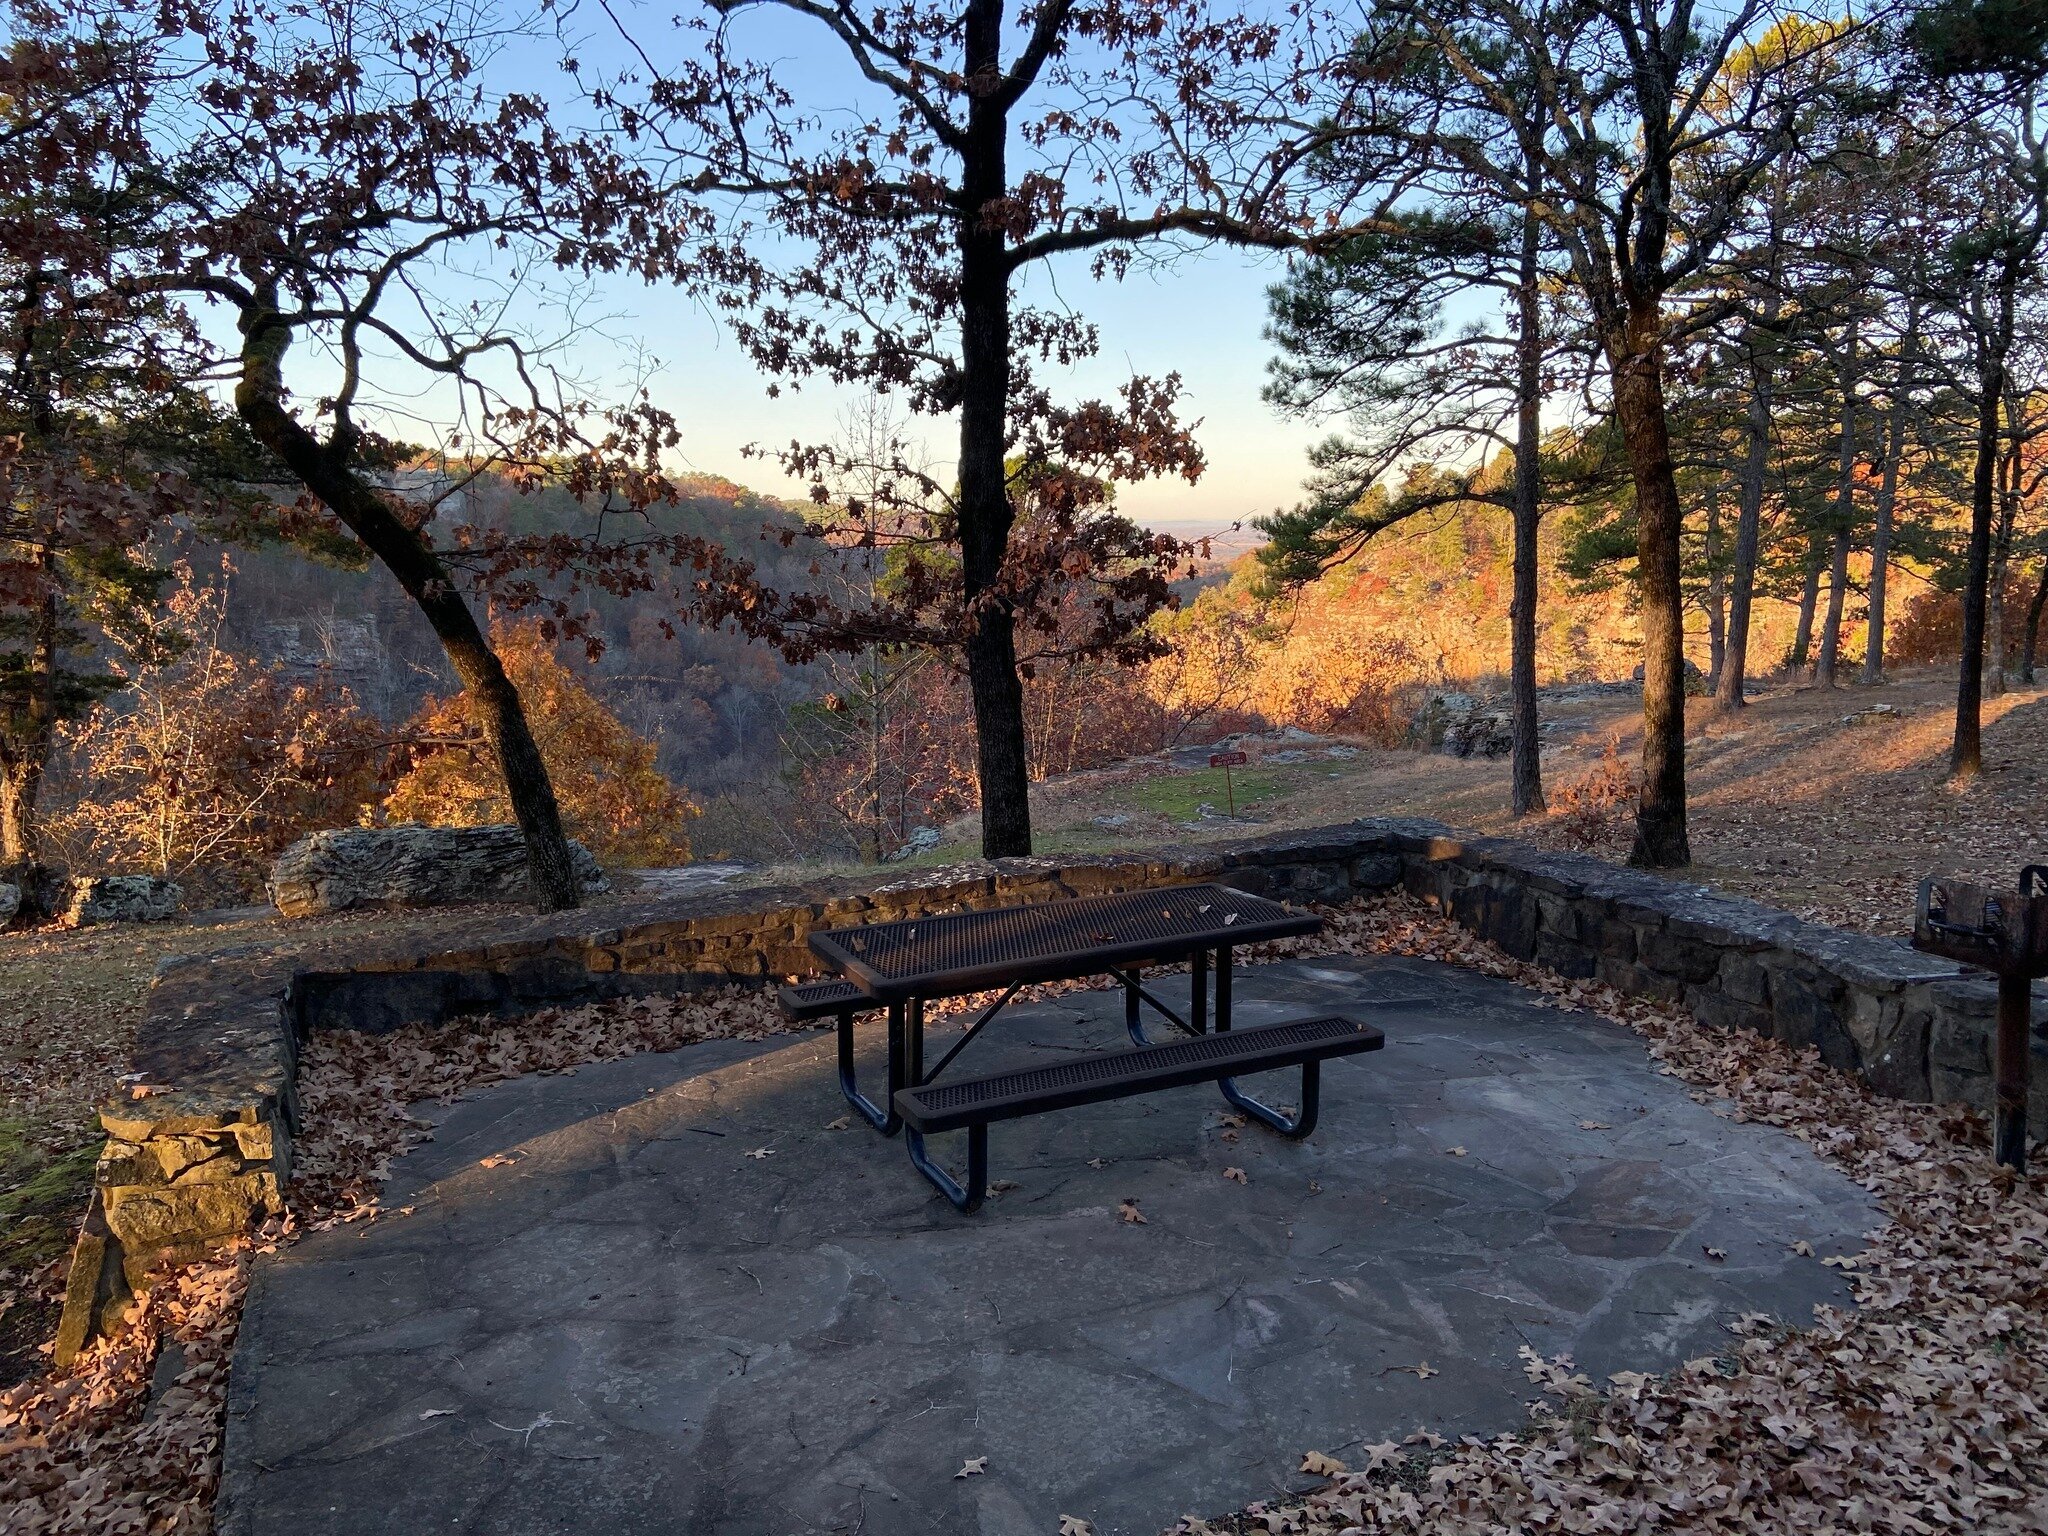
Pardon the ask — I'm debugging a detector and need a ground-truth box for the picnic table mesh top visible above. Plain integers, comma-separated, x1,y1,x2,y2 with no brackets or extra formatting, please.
811,883,1313,990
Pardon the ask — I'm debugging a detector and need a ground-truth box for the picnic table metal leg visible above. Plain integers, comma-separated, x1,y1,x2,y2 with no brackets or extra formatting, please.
1192,949,1208,1034
905,1121,988,1213
902,995,989,1210
1125,968,1145,1046
1212,942,1320,1138
836,1002,904,1136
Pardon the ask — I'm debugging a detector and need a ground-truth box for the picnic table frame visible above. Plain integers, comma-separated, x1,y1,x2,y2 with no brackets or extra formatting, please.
803,884,1331,1203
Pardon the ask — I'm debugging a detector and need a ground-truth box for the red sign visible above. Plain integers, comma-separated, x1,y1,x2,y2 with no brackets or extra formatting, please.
1209,750,1248,767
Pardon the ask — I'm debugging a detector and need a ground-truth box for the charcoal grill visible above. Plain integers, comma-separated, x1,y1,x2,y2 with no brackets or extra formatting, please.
1912,867,2048,1169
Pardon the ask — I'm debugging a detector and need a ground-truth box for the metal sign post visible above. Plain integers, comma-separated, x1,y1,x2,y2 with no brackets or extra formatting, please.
1208,749,1247,816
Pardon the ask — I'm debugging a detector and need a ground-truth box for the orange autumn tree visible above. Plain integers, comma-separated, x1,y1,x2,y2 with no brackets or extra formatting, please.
385,622,696,867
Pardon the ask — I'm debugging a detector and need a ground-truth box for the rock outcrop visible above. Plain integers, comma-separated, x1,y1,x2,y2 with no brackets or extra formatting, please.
63,875,182,927
1415,691,1514,759
267,824,607,917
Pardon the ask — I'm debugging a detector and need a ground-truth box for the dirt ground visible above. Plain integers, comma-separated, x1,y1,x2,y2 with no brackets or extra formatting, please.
0,662,2041,1381
953,663,2048,938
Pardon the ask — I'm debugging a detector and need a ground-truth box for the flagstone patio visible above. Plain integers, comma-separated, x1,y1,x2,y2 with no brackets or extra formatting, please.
218,953,1880,1536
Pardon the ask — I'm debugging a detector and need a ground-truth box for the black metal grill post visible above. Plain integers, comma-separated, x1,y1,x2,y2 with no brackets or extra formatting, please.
1913,867,2048,1172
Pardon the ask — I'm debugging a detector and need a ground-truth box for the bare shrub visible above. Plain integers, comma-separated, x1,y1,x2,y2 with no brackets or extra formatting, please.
1547,739,1637,849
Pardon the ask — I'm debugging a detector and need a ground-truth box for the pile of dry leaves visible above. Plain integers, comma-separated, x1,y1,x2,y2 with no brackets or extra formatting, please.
1185,898,2048,1535
5,893,2044,1536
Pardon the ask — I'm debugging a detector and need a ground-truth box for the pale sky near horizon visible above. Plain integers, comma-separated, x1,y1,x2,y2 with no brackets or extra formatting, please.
574,238,1330,545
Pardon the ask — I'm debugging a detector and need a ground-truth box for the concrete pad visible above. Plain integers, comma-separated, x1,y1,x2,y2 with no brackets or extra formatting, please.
221,955,1880,1536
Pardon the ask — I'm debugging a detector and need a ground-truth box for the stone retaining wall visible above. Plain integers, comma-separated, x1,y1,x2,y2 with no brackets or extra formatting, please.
59,819,2045,1361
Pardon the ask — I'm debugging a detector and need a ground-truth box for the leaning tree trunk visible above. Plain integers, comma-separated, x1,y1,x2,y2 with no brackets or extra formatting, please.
235,308,582,911
1508,181,1546,817
1608,307,1690,868
953,0,1032,858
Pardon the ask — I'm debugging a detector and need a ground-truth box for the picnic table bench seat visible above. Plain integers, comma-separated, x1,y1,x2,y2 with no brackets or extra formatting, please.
894,1014,1384,1209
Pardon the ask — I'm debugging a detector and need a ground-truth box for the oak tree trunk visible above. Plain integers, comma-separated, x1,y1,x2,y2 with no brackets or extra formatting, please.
1509,185,1545,817
955,0,1032,859
235,308,581,911
1607,307,1689,868
1954,325,2005,777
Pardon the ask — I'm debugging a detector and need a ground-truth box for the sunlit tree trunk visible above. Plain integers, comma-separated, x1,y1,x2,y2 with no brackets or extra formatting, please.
0,579,57,891
1605,304,1689,868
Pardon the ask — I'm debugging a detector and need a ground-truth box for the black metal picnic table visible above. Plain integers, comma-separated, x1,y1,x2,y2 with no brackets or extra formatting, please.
783,883,1384,1210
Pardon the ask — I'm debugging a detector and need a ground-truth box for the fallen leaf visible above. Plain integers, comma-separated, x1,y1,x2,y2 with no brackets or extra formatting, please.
1445,1146,1468,1157
1222,1166,1249,1184
1404,1429,1446,1448
988,1179,1021,1195
1361,1439,1403,1471
745,1147,776,1160
1117,1199,1148,1225
1059,1519,1093,1536
1791,1239,1814,1257
823,1116,852,1131
418,1408,456,1420
1087,1157,1110,1170
1579,1120,1613,1130
1704,1245,1727,1261
955,1456,988,1479
1298,1450,1347,1476
478,1154,517,1169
